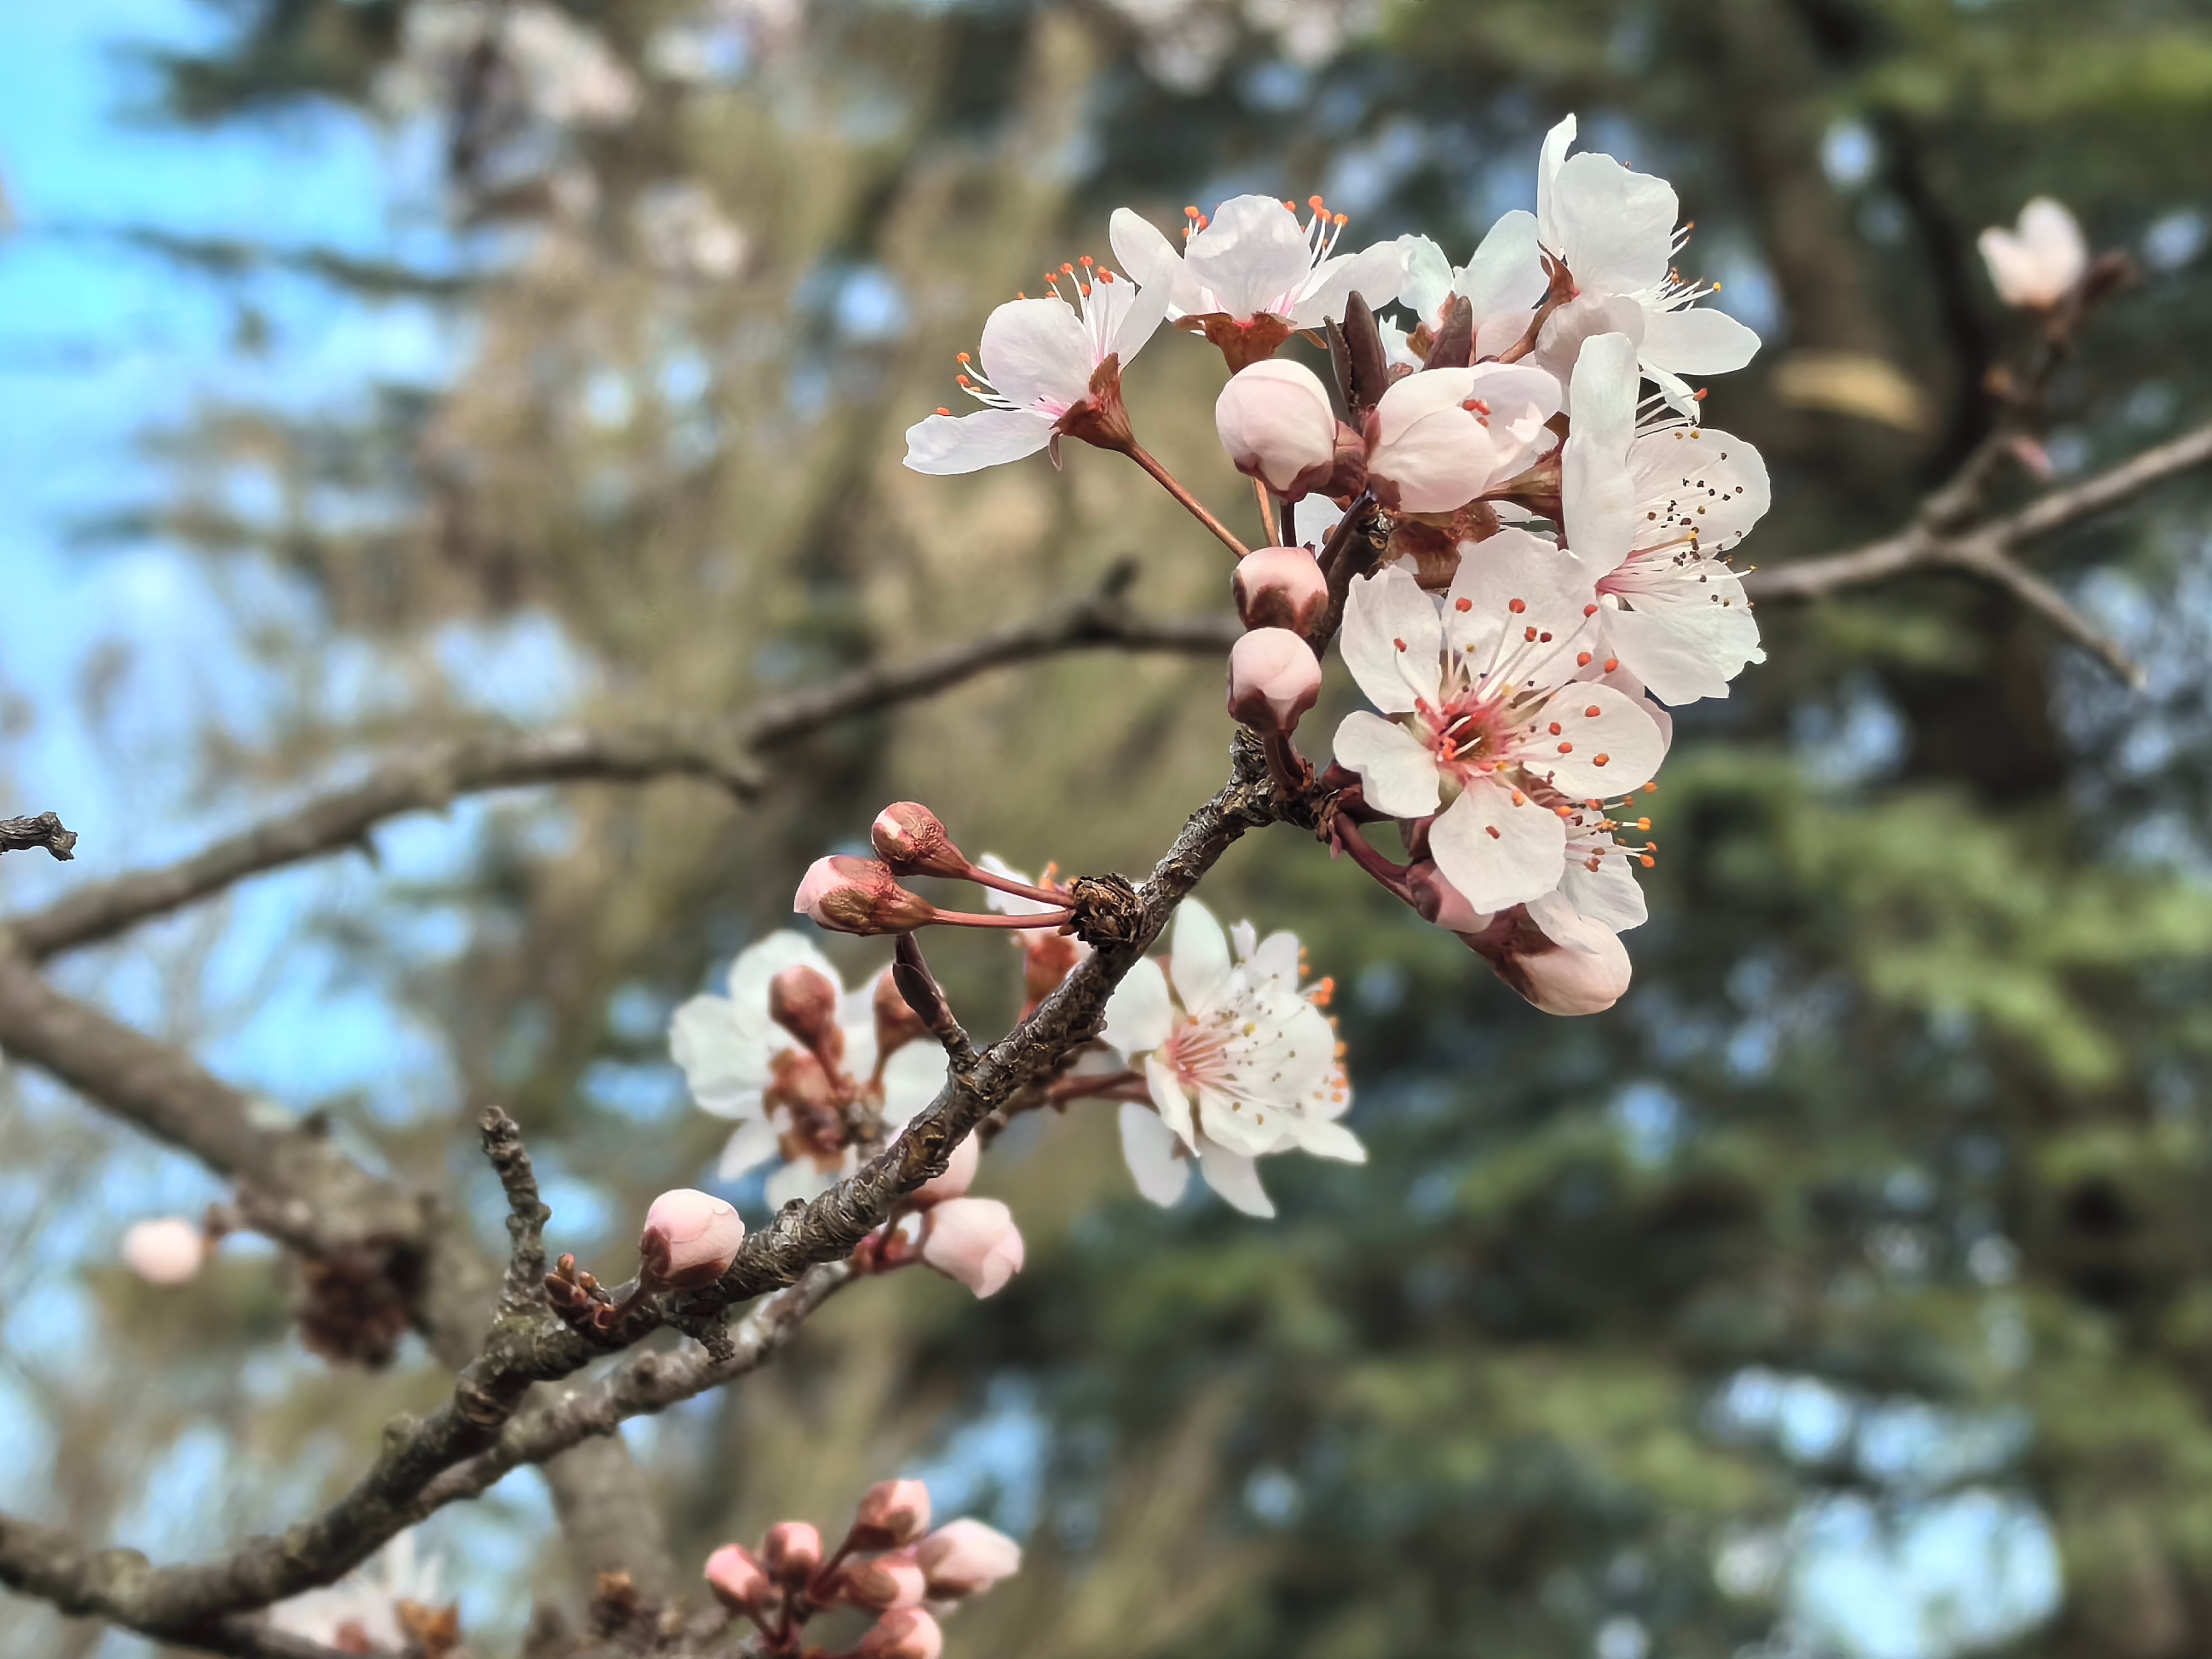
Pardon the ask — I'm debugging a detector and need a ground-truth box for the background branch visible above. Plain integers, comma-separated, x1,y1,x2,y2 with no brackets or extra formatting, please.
0,812,77,861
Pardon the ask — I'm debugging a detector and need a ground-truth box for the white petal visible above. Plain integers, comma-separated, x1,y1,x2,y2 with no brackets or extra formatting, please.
670,995,774,1107
1459,208,1547,320
1640,304,1761,377
1185,194,1314,318
1557,849,1648,934
1102,956,1175,1057
977,852,1056,916
1546,151,1678,296
1198,1144,1276,1218
1568,331,1639,456
1398,233,1455,325
1340,563,1444,713
1535,114,1577,247
1145,1053,1198,1148
1333,711,1442,819
1534,291,1645,392
1195,1083,1285,1158
1109,207,1184,291
1250,929,1301,987
1297,1118,1367,1164
902,408,1054,476
1110,270,1173,365
1230,919,1259,962
1562,434,1638,577
1293,237,1408,327
1515,682,1668,797
1428,779,1567,913
1602,565,1765,705
1461,360,1565,479
977,295,1095,410
1170,898,1233,1016
1442,524,1594,677
726,934,841,1042
880,1041,947,1127
1627,426,1770,556
1118,1103,1190,1208
717,1115,783,1181
766,1156,839,1211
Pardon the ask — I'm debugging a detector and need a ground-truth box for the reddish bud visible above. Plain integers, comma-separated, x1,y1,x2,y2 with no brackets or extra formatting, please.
704,1544,771,1610
840,1549,927,1611
857,1608,943,1659
1232,545,1329,636
874,965,933,1057
1405,860,1488,935
1216,360,1339,499
851,1479,934,1550
917,1519,1023,1599
763,1521,823,1584
1227,628,1324,736
919,1198,1025,1299
871,802,968,878
768,964,842,1056
638,1189,746,1291
911,1134,980,1209
795,856,936,935
1461,906,1632,1016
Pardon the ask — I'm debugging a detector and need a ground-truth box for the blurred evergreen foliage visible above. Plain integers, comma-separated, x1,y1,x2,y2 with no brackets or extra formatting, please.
14,1,2212,1657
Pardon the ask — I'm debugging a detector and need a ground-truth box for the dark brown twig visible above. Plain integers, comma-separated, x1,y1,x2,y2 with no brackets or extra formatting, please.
0,813,76,861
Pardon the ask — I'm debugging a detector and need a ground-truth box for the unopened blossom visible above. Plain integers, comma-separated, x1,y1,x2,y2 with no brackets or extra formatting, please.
795,855,935,935
1228,628,1323,734
1100,900,1358,1218
912,1132,980,1207
1365,361,1561,514
842,1551,928,1611
122,1217,208,1285
764,1520,824,1582
871,801,967,878
919,1197,1026,1297
1111,193,1408,369
1232,545,1329,635
1216,359,1344,497
1534,114,1760,415
858,1607,944,1659
854,1480,934,1548
705,1543,772,1611
1559,332,1769,702
903,261,1169,474
269,1532,444,1654
918,1519,1023,1599
1331,532,1667,913
1979,197,2088,311
671,933,946,1209
638,1188,746,1290
1465,901,1635,1015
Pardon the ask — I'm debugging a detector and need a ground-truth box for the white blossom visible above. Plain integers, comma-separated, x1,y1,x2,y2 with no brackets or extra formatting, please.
269,1532,443,1653
670,933,943,1209
1098,900,1358,1218
1979,198,2087,310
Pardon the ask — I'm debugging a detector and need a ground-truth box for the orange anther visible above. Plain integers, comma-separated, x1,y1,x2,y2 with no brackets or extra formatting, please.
1584,705,1601,718
1576,651,1593,666
1511,790,1526,806
1393,637,1407,651
935,406,950,416
957,351,972,362
1486,825,1502,840
1640,854,1656,867
1557,741,1574,754
1593,753,1609,766
1455,597,1472,611
1643,782,1658,793
1603,657,1620,672
1080,254,1094,265
1508,598,1526,613
1524,627,1537,642
1548,722,1562,736
1584,604,1599,616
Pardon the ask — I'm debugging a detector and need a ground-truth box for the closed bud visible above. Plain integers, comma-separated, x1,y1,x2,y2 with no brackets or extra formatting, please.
1463,907,1632,1017
840,1550,927,1611
1227,629,1323,736
1216,360,1339,500
911,1134,979,1209
704,1544,771,1611
795,856,936,935
917,1519,1023,1599
871,802,968,878
1232,546,1329,636
851,1479,934,1550
768,964,842,1056
919,1198,1025,1299
1405,860,1488,935
639,1189,746,1290
121,1217,208,1286
857,1608,943,1659
763,1521,822,1584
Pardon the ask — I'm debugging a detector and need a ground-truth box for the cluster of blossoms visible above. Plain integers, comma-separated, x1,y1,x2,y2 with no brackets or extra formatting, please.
703,1481,1020,1659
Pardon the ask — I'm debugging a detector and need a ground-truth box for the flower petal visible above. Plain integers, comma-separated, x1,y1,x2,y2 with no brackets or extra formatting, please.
1293,237,1408,327
1442,524,1595,678
718,1114,783,1181
1459,208,1547,320
1170,898,1233,1016
1397,233,1455,326
977,295,1098,411
1627,426,1770,557
1640,304,1761,377
902,409,1054,476
1518,682,1668,796
1535,114,1577,247
1428,778,1567,913
1340,563,1444,713
1333,711,1442,818
1185,194,1314,318
670,994,774,1109
1557,848,1648,933
766,1155,840,1211
1545,151,1678,296
1110,207,1184,292
1198,1143,1276,1218
1102,956,1174,1057
880,1040,947,1128
1601,564,1765,704
1145,1053,1198,1149
1117,1103,1191,1208
1298,1118,1367,1164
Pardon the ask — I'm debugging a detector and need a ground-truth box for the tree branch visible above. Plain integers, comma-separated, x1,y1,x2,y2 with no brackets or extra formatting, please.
3,578,1237,962
1746,417,2212,686
0,812,77,861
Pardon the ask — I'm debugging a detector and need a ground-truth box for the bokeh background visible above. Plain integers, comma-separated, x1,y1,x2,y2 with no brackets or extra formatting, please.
5,2,2212,1656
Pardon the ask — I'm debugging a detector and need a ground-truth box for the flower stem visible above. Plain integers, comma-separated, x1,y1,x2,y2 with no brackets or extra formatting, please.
926,907,1075,930
960,862,1070,908
1331,817,1414,902
1252,477,1280,547
1124,442,1251,558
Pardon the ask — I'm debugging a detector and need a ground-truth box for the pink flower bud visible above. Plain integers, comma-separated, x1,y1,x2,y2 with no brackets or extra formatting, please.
857,1607,943,1659
704,1543,772,1610
1232,545,1329,636
1216,360,1340,499
1227,628,1324,736
638,1188,746,1291
763,1521,823,1584
851,1479,933,1549
919,1198,1025,1298
911,1134,979,1209
795,856,936,935
768,963,843,1056
122,1217,208,1285
1406,860,1489,935
871,802,969,879
917,1519,1023,1599
1465,907,1633,1016
840,1549,927,1611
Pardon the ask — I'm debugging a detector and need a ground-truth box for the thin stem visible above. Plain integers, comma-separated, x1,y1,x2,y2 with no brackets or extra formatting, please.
1252,477,1280,547
1281,495,1297,548
925,907,1075,930
1124,442,1251,558
1262,732,1311,797
959,862,1069,908
1332,818,1414,902
1048,1069,1147,1103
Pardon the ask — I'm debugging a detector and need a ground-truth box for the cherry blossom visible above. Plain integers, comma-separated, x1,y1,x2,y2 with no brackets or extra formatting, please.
1331,530,1668,912
903,262,1169,475
1228,627,1324,734
269,1530,445,1653
918,1197,1026,1297
670,933,945,1209
121,1217,210,1285
1392,212,1550,363
1979,197,2087,311
1534,114,1759,415
1098,899,1358,1218
1111,193,1407,370
1559,332,1769,702
918,1520,1022,1598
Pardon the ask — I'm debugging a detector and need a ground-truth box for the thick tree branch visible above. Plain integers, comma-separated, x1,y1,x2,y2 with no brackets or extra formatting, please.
0,813,77,861
3,578,1239,962
1747,417,2212,686
0,738,1289,1633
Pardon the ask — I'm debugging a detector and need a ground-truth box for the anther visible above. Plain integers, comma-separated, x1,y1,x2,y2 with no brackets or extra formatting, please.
1576,651,1593,666
1603,657,1619,672
1584,705,1600,718
1508,598,1527,613
1455,597,1472,611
